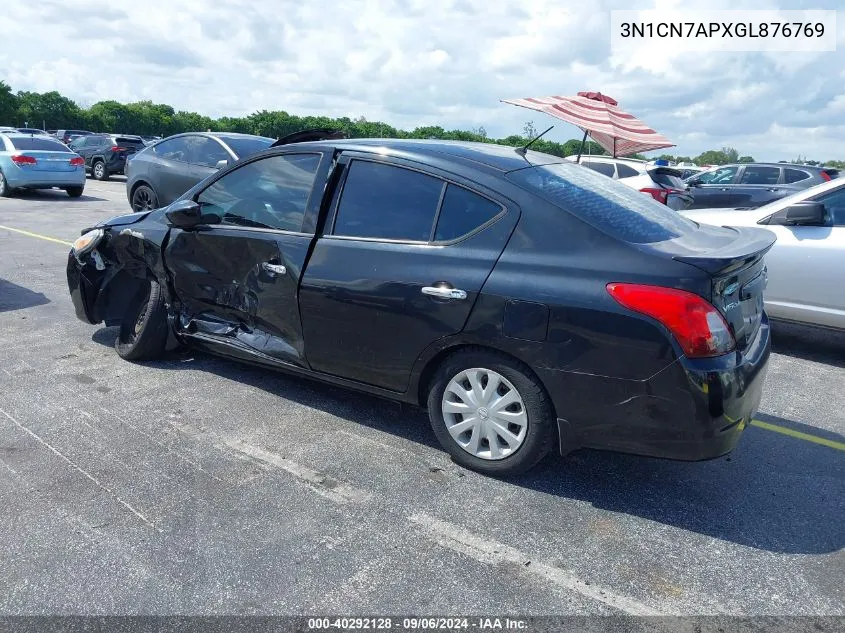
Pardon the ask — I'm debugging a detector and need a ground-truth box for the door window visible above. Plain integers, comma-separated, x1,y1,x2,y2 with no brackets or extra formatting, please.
581,161,615,178
616,163,640,178
739,166,780,185
186,136,231,168
197,153,322,232
814,186,845,226
154,137,192,162
784,168,811,184
333,161,444,241
698,166,739,184
434,184,502,242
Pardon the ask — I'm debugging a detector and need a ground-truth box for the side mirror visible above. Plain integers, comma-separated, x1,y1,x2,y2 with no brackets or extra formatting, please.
215,159,228,170
687,178,702,187
766,201,827,226
165,199,219,229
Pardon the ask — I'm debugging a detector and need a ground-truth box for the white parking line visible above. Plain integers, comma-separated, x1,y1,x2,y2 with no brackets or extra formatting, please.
0,407,159,531
224,439,370,504
408,512,663,616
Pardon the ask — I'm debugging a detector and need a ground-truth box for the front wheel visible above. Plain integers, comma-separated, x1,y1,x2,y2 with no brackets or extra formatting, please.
92,160,108,181
65,186,84,198
115,279,169,361
427,349,555,476
131,184,158,212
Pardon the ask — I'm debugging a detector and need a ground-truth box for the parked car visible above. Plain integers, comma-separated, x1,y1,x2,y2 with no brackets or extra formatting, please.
68,133,146,181
16,128,51,136
68,138,773,476
0,133,85,197
125,132,275,212
54,129,95,145
0,126,18,133
565,155,693,210
682,178,845,331
685,163,838,210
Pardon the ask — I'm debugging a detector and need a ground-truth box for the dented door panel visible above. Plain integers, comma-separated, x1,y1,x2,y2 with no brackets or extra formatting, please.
165,227,311,366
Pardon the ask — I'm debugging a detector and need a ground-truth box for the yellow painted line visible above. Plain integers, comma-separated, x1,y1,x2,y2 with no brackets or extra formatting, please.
0,224,72,246
752,419,845,451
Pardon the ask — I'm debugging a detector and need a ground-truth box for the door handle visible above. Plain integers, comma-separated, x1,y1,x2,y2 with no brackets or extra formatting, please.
421,286,467,300
261,261,287,276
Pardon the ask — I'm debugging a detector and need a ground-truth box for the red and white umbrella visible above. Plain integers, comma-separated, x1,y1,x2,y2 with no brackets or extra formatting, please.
501,92,674,157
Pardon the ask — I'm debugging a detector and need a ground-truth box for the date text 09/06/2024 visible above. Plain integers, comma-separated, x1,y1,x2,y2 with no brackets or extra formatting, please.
307,617,529,630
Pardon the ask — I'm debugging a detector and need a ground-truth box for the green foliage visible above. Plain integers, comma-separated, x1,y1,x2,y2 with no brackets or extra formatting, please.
2,81,841,167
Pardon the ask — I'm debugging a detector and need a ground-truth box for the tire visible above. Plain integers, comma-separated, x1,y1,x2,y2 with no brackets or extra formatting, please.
0,171,12,197
426,348,555,476
65,186,84,198
131,184,158,212
115,279,169,361
92,160,108,181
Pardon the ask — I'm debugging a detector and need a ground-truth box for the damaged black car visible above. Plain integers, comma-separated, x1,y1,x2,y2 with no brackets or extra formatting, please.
68,138,774,476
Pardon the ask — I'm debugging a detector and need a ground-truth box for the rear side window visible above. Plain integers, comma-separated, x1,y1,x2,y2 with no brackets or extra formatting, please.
582,161,615,178
333,161,443,241
616,163,640,178
507,162,697,244
740,166,780,185
9,137,71,152
220,136,274,159
784,168,810,184
434,185,502,242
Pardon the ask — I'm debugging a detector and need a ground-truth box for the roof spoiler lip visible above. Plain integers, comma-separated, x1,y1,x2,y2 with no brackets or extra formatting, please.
671,226,777,276
270,128,349,148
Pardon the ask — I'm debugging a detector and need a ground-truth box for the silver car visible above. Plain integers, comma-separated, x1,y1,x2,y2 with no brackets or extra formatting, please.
0,133,86,197
682,178,845,331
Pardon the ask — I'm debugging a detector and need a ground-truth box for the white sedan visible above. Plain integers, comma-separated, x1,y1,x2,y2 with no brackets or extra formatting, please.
682,177,845,331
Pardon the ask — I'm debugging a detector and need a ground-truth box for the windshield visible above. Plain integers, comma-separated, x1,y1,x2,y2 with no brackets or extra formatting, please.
506,161,699,244
220,135,274,158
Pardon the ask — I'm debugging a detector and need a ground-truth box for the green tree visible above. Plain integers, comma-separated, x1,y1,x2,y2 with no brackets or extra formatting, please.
0,81,17,125
16,90,83,129
737,155,755,163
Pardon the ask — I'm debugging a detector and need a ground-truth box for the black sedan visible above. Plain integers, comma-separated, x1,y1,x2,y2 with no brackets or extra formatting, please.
68,138,774,476
125,132,274,212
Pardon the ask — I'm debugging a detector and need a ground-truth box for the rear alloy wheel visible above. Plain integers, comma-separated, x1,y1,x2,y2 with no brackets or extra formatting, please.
92,160,108,181
0,171,11,197
115,279,169,361
65,186,84,198
131,185,158,212
427,349,555,476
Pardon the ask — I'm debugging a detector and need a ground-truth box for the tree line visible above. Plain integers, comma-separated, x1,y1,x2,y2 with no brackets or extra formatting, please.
1,81,841,168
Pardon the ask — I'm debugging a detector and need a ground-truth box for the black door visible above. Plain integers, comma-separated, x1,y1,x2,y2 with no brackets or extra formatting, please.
688,165,740,208
164,151,329,366
299,154,518,392
731,165,783,208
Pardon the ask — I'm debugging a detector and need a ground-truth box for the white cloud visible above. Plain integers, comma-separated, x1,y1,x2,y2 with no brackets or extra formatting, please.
1,0,844,160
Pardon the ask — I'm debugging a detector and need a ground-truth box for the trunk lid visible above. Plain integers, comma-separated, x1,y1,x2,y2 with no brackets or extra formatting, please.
649,224,775,350
15,151,79,172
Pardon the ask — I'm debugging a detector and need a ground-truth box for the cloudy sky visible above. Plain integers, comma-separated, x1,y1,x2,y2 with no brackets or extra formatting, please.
3,0,844,161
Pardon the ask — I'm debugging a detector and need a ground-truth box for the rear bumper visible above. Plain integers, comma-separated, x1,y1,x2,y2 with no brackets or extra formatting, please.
544,316,771,460
6,169,86,189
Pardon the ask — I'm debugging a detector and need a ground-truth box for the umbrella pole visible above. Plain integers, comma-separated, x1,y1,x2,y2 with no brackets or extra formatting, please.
575,130,589,163
613,137,617,159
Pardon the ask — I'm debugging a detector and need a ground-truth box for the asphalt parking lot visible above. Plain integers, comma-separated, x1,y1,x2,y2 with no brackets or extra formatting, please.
0,178,843,616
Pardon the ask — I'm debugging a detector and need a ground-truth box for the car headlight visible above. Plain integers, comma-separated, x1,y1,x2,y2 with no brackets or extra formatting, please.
72,228,104,256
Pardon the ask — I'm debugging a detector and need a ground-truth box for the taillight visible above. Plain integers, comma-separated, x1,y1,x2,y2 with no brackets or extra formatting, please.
606,283,736,358
110,146,128,152
11,155,37,165
640,187,668,204
69,157,84,166
820,171,831,182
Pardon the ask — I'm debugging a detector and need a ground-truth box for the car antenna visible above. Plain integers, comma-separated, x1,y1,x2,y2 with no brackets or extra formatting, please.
515,125,554,156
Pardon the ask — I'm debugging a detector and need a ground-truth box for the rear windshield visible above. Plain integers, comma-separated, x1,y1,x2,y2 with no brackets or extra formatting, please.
506,162,697,244
649,169,687,189
9,137,71,152
220,136,274,158
114,136,145,146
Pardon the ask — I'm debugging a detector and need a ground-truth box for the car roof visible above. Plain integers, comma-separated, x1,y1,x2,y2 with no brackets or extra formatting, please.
294,139,565,172
715,162,828,171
